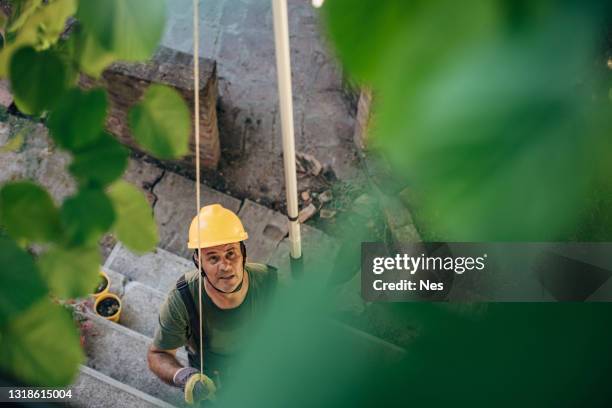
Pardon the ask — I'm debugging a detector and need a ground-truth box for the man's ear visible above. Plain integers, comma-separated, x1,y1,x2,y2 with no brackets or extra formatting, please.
240,242,247,266
192,250,200,270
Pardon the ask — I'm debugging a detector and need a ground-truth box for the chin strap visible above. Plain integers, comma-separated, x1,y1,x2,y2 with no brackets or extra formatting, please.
201,270,245,294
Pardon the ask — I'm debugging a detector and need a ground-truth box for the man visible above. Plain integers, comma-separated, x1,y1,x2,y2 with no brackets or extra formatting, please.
147,204,277,404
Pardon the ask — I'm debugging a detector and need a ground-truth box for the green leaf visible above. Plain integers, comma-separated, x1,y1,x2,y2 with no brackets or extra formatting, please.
323,0,498,83
0,299,84,386
29,0,77,50
0,181,62,242
128,84,191,159
73,28,117,78
323,1,610,241
69,132,129,187
0,236,47,326
77,0,166,61
9,47,67,115
6,0,42,33
38,245,100,299
48,88,107,151
107,180,158,253
0,0,77,76
60,188,115,246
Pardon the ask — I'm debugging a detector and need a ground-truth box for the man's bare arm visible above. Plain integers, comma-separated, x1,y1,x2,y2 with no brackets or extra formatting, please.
147,345,183,386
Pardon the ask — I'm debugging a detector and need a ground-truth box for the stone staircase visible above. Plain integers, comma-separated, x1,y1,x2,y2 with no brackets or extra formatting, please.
67,162,404,407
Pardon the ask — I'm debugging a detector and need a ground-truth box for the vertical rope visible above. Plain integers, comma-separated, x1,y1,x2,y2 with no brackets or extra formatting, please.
192,0,204,377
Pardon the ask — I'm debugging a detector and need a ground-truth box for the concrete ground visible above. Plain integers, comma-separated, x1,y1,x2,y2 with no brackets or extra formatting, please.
161,0,360,204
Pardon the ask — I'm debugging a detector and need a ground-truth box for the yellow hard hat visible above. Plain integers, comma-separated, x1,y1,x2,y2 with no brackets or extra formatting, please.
188,204,248,249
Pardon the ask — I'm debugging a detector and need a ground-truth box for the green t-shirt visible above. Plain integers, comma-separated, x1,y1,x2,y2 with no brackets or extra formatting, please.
153,263,277,378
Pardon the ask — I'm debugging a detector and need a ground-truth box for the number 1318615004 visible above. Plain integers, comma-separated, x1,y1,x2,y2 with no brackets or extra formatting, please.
5,388,72,401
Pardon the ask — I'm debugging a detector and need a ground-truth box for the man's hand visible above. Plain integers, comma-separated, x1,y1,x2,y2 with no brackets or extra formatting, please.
174,367,217,404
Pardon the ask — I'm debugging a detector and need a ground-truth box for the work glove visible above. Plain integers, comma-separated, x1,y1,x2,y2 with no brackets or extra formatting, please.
173,367,217,404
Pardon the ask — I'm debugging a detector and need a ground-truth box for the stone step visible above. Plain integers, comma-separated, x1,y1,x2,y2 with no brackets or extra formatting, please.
121,281,167,338
98,264,168,339
104,243,193,294
71,365,175,408
102,266,128,297
77,311,187,406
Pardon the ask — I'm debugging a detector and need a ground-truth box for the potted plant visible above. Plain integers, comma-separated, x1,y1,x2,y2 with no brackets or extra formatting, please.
93,271,111,299
94,293,122,323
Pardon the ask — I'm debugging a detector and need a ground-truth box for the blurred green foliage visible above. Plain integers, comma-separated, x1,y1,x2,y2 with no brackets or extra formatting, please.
76,0,166,62
0,236,47,327
129,84,192,160
0,0,187,387
10,47,67,114
107,180,159,253
0,182,62,242
0,298,83,386
217,1,612,407
325,0,611,241
48,89,108,150
68,132,129,187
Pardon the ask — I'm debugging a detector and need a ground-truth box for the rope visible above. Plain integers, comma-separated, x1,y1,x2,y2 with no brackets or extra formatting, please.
192,0,204,378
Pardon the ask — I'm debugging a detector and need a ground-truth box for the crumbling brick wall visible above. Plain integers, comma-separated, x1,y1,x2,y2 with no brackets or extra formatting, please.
81,47,221,170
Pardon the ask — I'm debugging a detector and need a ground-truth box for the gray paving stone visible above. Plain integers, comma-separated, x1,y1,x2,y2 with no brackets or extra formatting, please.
153,171,242,258
104,243,194,294
238,199,288,264
121,281,166,338
35,147,76,204
78,312,187,405
160,0,223,56
71,365,175,408
0,79,12,107
123,158,165,201
0,119,76,204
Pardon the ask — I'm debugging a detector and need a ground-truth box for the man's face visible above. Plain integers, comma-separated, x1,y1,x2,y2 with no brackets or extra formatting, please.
199,242,244,292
